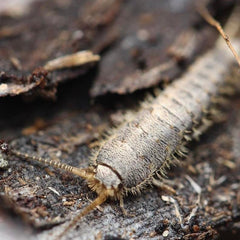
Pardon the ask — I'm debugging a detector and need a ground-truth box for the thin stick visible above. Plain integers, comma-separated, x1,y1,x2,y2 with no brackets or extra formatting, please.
197,2,240,68
43,51,100,71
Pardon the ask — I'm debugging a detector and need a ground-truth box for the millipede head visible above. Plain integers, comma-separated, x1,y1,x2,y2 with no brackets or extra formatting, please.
3,140,123,239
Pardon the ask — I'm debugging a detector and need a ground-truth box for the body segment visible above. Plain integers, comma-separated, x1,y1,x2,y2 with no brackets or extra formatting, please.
95,42,238,192
4,41,239,240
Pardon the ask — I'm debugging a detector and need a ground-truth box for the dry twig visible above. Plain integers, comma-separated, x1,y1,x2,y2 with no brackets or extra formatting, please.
197,2,240,68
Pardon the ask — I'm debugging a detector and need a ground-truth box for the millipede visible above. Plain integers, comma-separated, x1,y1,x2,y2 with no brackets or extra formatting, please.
1,6,240,240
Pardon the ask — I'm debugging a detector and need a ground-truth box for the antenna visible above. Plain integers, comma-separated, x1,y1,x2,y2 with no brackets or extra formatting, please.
9,148,93,180
56,191,108,240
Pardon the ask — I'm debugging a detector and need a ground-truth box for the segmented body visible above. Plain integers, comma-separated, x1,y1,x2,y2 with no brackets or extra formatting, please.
6,40,239,240
94,42,238,194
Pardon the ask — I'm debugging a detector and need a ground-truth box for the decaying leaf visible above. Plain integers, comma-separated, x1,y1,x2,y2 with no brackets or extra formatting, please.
0,0,104,98
89,0,234,97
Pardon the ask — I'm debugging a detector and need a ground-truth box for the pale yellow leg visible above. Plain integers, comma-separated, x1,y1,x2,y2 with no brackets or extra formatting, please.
152,178,176,195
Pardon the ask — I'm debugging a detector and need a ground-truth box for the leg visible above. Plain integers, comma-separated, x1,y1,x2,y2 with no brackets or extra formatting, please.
152,178,176,194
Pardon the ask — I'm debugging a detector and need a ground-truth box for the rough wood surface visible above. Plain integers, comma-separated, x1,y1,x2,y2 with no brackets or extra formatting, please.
1,92,240,240
0,0,240,240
